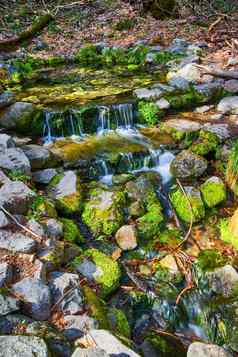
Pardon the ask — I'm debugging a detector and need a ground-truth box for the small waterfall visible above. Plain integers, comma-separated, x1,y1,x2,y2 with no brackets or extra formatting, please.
97,106,111,134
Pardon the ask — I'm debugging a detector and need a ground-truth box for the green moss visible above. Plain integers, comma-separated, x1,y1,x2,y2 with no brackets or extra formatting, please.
226,140,238,195
40,241,65,267
192,130,220,156
75,44,101,67
220,218,238,250
107,308,131,338
85,248,121,297
138,101,162,126
200,177,226,208
28,196,57,219
165,88,206,110
137,203,164,239
170,186,205,223
61,218,84,244
56,193,82,216
197,249,227,272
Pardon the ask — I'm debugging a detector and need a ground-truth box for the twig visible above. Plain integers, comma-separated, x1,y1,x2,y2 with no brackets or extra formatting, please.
208,16,223,34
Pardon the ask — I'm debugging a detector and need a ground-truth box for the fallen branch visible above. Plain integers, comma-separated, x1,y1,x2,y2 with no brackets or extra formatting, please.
195,64,238,80
0,13,53,52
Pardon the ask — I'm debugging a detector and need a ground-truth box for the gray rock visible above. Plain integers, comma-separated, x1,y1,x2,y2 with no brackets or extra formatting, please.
0,211,9,228
0,263,12,287
202,123,231,140
133,87,163,100
63,314,98,341
0,181,36,214
0,170,10,185
44,219,63,238
170,150,207,178
208,113,224,121
0,148,31,175
155,98,170,110
223,79,238,94
72,348,109,357
145,52,156,64
187,342,232,357
168,38,189,54
22,145,53,170
0,336,49,357
217,96,238,114
32,259,47,281
195,105,213,113
49,272,83,315
163,119,201,133
168,63,201,83
0,314,33,334
195,81,222,97
0,134,15,150
75,259,99,281
12,278,51,320
13,136,32,147
80,330,140,357
27,219,45,238
33,168,57,184
151,83,174,93
49,170,77,200
0,92,15,110
0,294,19,316
0,102,38,130
208,265,238,298
169,76,190,90
0,230,36,253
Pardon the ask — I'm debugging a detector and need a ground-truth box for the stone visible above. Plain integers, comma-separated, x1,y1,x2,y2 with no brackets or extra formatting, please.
0,336,49,357
209,113,223,120
168,38,189,54
0,134,15,150
0,314,33,334
12,278,51,320
63,314,98,341
167,63,201,83
133,87,163,100
0,230,36,253
78,330,140,357
33,168,57,184
162,119,201,136
49,272,83,315
44,219,63,238
187,342,232,357
170,150,207,178
72,348,108,357
115,225,137,250
27,219,45,238
200,176,226,208
0,102,38,132
0,91,15,109
0,170,10,185
217,96,238,114
0,294,19,316
22,145,55,170
168,76,190,90
224,80,238,93
195,105,213,113
0,181,36,215
160,254,179,276
202,123,231,140
0,263,12,287
0,211,9,228
155,98,170,110
208,265,238,298
0,148,31,175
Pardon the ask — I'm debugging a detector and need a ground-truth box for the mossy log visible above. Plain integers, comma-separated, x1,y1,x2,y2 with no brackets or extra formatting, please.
0,13,53,51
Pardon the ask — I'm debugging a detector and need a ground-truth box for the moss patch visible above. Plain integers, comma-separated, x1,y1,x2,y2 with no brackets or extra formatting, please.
61,218,84,244
200,177,226,208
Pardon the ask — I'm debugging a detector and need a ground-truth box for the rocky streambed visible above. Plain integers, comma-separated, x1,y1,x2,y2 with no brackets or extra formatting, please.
1,39,238,356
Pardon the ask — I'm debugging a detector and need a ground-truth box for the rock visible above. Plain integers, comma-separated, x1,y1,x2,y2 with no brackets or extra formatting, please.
168,38,189,54
187,342,232,357
32,259,47,281
63,314,98,341
74,248,121,297
208,265,238,298
168,76,190,90
200,176,226,208
170,186,205,223
162,119,201,138
0,134,15,150
0,263,12,287
223,80,238,93
195,81,222,98
0,294,19,316
27,219,45,238
13,136,32,146
155,98,170,110
0,211,9,228
167,63,201,83
78,329,140,357
133,88,163,100
33,168,57,184
191,130,220,156
82,187,125,237
170,150,207,178
12,278,51,320
195,105,213,113
107,307,131,338
217,96,238,114
0,181,36,215
0,148,31,175
22,145,54,170
0,230,37,253
0,336,49,357
0,102,39,132
61,218,83,244
202,123,231,140
49,271,83,315
115,225,137,250
0,170,10,185
38,240,65,270
44,219,63,238
160,254,179,276
208,113,223,120
0,91,15,109
0,313,33,334
48,171,82,216
72,348,109,357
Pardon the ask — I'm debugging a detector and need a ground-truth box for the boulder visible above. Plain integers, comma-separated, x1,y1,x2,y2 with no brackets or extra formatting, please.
217,96,238,114
44,218,63,238
187,342,232,357
115,225,137,250
133,87,163,100
72,348,109,357
0,230,37,253
0,294,19,316
223,79,238,94
22,145,54,170
0,134,15,150
0,181,36,214
202,123,231,141
0,336,49,357
155,98,170,110
63,314,98,341
0,263,12,287
168,76,190,90
27,219,45,238
0,148,31,175
0,91,15,109
33,168,57,184
167,63,201,83
0,102,39,132
0,211,9,228
12,278,51,320
170,150,207,178
200,176,226,208
208,265,238,298
161,119,201,139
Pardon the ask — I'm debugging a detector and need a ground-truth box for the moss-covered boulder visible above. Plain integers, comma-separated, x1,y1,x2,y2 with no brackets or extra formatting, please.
107,308,131,338
82,187,125,237
200,176,226,208
160,119,201,143
170,186,205,223
191,130,220,156
61,218,84,244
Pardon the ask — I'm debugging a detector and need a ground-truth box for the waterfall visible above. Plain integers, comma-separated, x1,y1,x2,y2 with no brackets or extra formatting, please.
97,103,134,134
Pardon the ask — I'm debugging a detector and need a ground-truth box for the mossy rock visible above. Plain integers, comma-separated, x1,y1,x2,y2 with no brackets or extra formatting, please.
137,202,164,240
82,187,125,237
61,218,84,244
170,186,205,223
31,197,57,218
197,249,227,272
191,130,220,156
144,331,186,357
107,308,131,338
200,176,226,208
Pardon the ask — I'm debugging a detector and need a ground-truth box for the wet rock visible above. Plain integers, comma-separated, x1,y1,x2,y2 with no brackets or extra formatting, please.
133,87,163,100
0,336,49,357
72,348,109,357
0,134,15,150
49,271,83,315
156,98,170,110
200,176,226,208
0,91,15,109
202,123,231,141
187,342,232,357
0,230,37,253
170,186,205,223
217,96,238,114
0,102,39,132
44,218,63,238
0,181,36,214
63,314,98,341
208,265,238,298
168,76,190,90
170,150,207,178
0,294,19,316
115,225,137,250
0,147,31,175
167,63,201,83
0,211,9,228
78,329,140,357
33,168,57,184
0,263,12,287
223,80,238,93
12,278,51,320
22,145,54,170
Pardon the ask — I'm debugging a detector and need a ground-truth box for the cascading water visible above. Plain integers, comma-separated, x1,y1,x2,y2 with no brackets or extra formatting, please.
97,103,134,134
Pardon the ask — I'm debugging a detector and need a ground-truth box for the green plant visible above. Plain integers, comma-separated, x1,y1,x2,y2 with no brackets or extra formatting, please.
226,140,238,195
138,101,160,126
75,45,101,66
8,171,31,183
114,18,135,31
